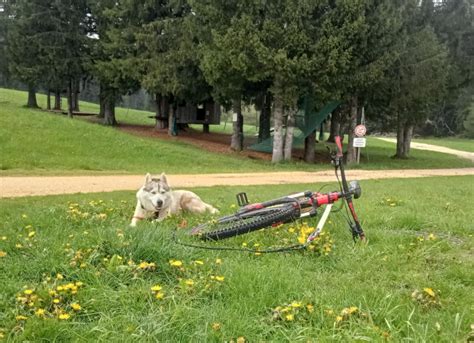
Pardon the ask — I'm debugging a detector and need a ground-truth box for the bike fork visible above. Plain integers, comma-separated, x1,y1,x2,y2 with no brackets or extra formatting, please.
307,204,333,242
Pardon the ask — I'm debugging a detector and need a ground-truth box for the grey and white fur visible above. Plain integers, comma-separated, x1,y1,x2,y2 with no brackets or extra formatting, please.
130,173,218,226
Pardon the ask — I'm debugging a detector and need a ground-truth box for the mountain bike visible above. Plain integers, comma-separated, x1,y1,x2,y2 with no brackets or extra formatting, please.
187,136,366,245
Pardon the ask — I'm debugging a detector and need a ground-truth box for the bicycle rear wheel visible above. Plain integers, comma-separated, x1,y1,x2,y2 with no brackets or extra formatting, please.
189,203,300,240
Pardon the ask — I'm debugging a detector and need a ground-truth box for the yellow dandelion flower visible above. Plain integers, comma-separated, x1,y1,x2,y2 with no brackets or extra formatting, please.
423,288,436,297
71,303,81,311
236,337,246,343
151,285,162,292
348,306,358,314
306,304,314,313
215,258,222,265
184,279,195,286
21,214,27,218
215,276,225,282
285,314,294,321
290,301,302,308
169,260,183,267
194,260,204,265
0,251,6,258
211,322,221,331
16,315,28,321
35,308,46,316
58,313,71,320
75,281,83,287
28,231,36,238
23,289,33,295
57,286,64,291
53,298,60,304
241,242,248,247
15,243,23,249
335,315,343,323
288,227,295,233
56,273,64,280
155,292,165,300
1,236,6,240
254,252,262,256
428,233,436,240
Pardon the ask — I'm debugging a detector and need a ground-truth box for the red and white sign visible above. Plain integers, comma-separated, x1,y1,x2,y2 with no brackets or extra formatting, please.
354,125,367,137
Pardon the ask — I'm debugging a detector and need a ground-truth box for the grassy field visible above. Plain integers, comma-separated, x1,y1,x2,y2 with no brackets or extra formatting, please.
1,87,473,176
0,88,305,175
0,176,472,341
413,137,474,153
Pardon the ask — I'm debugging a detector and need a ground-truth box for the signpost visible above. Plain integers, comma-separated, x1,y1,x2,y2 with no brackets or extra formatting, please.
353,108,367,164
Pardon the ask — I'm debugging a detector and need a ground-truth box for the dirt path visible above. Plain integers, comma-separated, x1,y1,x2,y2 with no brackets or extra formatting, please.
376,137,474,162
1,168,473,198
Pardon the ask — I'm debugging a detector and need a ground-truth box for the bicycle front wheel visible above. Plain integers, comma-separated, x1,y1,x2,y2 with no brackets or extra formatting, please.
189,204,300,240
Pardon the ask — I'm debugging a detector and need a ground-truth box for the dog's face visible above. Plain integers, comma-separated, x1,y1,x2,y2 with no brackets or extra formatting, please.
136,173,171,213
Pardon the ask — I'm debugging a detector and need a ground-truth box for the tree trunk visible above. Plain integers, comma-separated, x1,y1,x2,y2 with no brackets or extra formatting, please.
230,97,243,151
319,122,325,141
395,115,414,159
272,95,284,163
54,90,61,110
98,84,105,118
168,103,177,136
304,130,316,163
46,90,51,110
103,89,117,126
73,79,80,112
283,107,296,161
403,124,414,156
27,85,38,108
258,92,272,142
155,94,168,129
346,96,358,164
396,113,405,158
203,124,209,133
67,80,73,118
327,109,341,143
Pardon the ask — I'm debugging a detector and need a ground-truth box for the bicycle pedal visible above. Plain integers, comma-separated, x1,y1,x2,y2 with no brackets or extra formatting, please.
236,192,249,206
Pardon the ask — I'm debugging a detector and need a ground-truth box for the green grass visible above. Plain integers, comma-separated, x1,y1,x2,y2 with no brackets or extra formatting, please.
413,137,474,153
0,88,311,175
1,87,473,176
0,176,473,341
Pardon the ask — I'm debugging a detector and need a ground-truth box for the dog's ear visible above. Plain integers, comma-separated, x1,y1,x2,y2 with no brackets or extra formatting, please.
144,173,152,185
160,172,170,190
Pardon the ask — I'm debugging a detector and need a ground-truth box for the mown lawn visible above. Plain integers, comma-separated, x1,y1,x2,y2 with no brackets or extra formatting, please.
1,87,473,176
0,176,472,341
0,88,306,175
413,137,474,153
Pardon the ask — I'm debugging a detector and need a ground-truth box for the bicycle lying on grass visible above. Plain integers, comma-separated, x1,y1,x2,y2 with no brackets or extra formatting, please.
181,136,365,251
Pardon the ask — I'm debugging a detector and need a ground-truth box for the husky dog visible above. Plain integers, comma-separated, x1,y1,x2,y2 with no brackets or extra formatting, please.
130,173,219,226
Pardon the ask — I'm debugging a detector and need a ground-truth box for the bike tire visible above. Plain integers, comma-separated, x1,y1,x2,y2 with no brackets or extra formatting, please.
189,204,300,240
